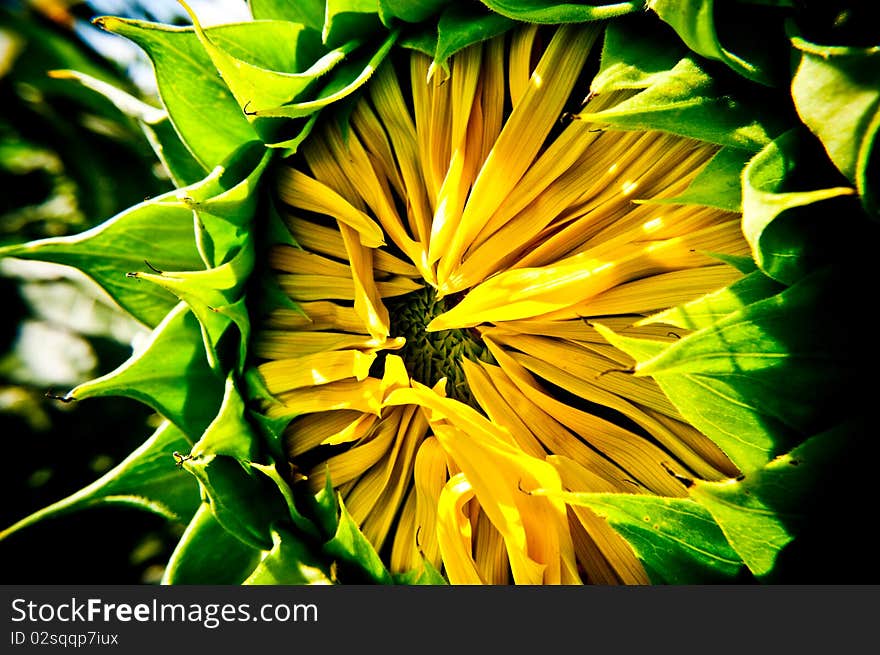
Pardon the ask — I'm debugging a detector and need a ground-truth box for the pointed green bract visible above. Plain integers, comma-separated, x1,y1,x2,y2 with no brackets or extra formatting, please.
253,29,399,119
690,423,854,578
588,19,790,151
46,69,208,187
190,373,259,463
162,503,263,584
596,268,859,472
641,146,752,212
537,490,743,584
378,0,449,25
323,0,385,48
648,0,786,86
640,269,783,331
433,4,515,69
244,528,333,584
790,30,880,216
323,497,394,584
0,192,204,327
97,16,257,170
0,420,198,542
181,5,353,119
479,0,640,23
182,454,287,551
247,0,324,31
70,303,225,439
742,129,858,284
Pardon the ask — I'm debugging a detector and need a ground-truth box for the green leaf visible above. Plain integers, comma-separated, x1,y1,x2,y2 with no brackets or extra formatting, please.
323,0,385,49
591,15,688,92
479,0,641,23
0,190,205,328
393,559,448,585
690,422,855,578
179,5,355,124
253,29,399,120
247,0,325,31
162,503,262,584
596,268,861,472
182,455,288,551
96,16,258,170
131,240,255,371
0,420,198,542
46,69,207,187
641,146,752,212
538,491,743,583
742,129,858,284
323,496,393,584
641,269,784,331
648,0,787,85
585,55,786,150
69,303,225,440
790,32,880,217
589,18,792,151
434,4,515,70
378,0,449,25
251,463,323,540
190,373,259,463
244,527,333,584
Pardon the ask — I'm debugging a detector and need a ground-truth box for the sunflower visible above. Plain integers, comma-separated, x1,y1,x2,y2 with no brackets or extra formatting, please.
254,22,748,584
3,1,872,586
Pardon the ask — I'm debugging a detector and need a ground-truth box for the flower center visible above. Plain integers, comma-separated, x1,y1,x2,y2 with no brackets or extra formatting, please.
387,286,489,405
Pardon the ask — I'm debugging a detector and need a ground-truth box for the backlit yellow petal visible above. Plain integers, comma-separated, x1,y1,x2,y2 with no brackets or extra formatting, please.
276,168,385,247
257,350,376,393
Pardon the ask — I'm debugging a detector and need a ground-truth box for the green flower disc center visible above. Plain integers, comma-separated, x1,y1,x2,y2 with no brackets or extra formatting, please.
388,286,489,405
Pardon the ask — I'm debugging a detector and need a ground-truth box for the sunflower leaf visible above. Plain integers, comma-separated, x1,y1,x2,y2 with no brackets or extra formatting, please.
323,0,385,48
596,267,861,472
541,491,743,583
742,128,859,284
247,0,324,30
378,0,449,25
648,0,788,86
433,4,515,69
0,191,204,328
479,0,641,23
789,32,880,217
0,420,199,542
162,503,263,584
69,303,225,440
95,16,258,170
689,422,857,578
244,527,333,584
323,496,394,584
641,146,752,211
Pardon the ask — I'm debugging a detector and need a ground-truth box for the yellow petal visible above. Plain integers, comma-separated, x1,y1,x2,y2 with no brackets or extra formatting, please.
267,378,384,419
338,221,391,341
429,220,747,329
412,436,448,570
276,168,385,247
285,410,377,458
436,25,600,291
436,473,484,584
253,330,402,359
257,350,376,394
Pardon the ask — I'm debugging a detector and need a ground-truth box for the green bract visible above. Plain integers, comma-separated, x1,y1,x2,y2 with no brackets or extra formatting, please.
1,1,876,584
